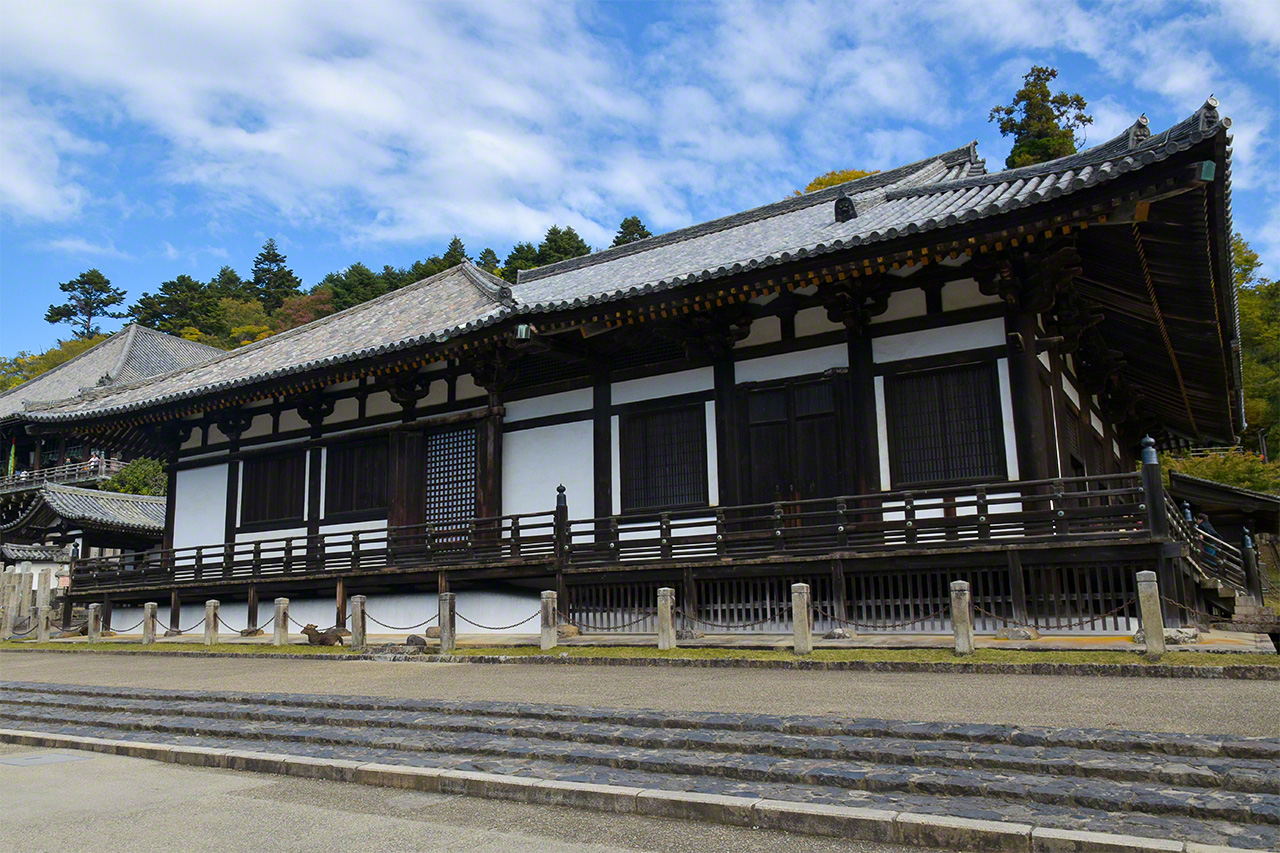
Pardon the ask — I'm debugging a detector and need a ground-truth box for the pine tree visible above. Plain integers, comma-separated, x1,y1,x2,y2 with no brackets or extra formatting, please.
500,242,539,283
477,248,500,273
331,263,385,311
989,66,1092,169
208,266,254,301
128,274,221,335
45,269,128,338
536,225,592,265
251,238,303,311
611,216,653,247
442,236,469,267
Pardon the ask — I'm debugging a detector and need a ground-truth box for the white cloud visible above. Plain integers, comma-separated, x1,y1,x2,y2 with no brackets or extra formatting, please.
42,237,132,259
0,91,97,221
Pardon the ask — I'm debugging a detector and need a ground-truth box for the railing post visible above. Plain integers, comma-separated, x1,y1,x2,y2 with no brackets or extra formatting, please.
1140,437,1169,539
554,485,568,571
904,493,917,545
273,598,289,646
1182,501,1194,523
37,605,52,643
950,581,974,656
511,516,522,559
540,590,558,651
660,512,672,560
836,500,849,549
352,530,361,572
791,582,812,655
715,509,727,558
438,591,456,653
204,600,219,646
142,602,157,645
657,587,676,650
1051,479,1067,537
1242,527,1263,604
772,502,785,551
87,603,102,643
976,487,990,540
350,595,367,651
1136,570,1165,657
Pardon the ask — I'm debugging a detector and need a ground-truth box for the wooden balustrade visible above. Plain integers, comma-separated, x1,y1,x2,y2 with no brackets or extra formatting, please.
0,458,125,492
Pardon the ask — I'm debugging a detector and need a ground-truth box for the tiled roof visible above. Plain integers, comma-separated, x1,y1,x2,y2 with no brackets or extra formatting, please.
0,324,221,421
0,483,165,535
1,543,70,563
22,104,1231,425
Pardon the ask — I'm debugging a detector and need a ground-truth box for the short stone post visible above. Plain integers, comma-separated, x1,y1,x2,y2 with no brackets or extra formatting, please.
36,569,51,611
0,579,14,640
87,603,102,642
350,595,367,651
1136,570,1165,657
950,580,975,656
18,563,33,618
657,587,676,650
37,605,52,643
142,602,157,645
438,592,456,653
792,582,813,655
540,591,558,651
204,600,219,646
273,598,289,645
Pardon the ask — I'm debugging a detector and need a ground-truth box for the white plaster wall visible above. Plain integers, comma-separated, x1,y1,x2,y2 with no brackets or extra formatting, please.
997,358,1019,480
735,344,847,383
612,367,713,405
421,379,449,408
874,376,891,490
279,409,308,433
174,464,228,549
505,388,593,423
942,278,1001,311
1062,375,1080,407
503,421,593,517
456,373,486,400
180,423,204,451
872,318,1005,364
737,316,781,348
611,415,622,515
365,391,398,418
704,400,719,505
872,289,927,324
795,306,842,337
239,413,273,440
1091,411,1105,436
325,397,359,424
235,527,307,544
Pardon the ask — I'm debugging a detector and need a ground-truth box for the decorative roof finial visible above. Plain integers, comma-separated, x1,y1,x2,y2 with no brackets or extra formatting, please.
834,193,856,223
1128,114,1151,149
1197,95,1220,131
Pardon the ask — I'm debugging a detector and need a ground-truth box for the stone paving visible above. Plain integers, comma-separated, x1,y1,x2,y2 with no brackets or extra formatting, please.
1,680,1277,849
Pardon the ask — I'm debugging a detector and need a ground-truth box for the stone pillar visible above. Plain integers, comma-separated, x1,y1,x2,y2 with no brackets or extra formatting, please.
87,603,102,642
1136,570,1165,658
792,583,813,655
36,569,51,611
0,575,14,640
204,600,219,646
18,562,33,617
273,598,289,646
657,587,676,650
438,592,456,653
142,602,157,645
950,581,975,656
37,605,52,643
350,595,367,651
540,590,558,651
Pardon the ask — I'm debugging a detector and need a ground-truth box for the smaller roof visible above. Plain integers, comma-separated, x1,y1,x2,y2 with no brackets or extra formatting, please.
1169,471,1280,534
0,482,165,537
0,324,222,421
1,543,70,563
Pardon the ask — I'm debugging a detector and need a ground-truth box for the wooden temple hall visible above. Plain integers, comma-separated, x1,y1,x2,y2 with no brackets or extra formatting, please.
12,100,1261,636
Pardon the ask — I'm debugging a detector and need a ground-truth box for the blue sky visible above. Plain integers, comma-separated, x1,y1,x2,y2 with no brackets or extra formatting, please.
2,0,1278,356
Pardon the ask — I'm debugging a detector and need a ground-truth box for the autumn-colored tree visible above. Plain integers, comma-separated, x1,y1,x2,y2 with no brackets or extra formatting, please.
989,66,1092,168
795,168,879,196
273,287,336,331
0,334,110,391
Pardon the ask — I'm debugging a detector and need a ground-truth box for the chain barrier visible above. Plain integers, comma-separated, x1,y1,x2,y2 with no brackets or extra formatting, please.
972,598,1136,632
166,616,207,635
557,609,656,632
365,612,438,631
288,614,312,629
1160,595,1228,625
109,617,146,633
7,622,38,638
678,608,793,630
815,605,948,631
455,611,540,631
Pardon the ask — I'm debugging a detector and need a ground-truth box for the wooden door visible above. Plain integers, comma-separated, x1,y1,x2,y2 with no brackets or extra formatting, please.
740,375,846,505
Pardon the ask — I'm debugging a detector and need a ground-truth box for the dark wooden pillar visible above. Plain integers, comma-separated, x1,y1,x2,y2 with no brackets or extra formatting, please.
712,357,738,506
335,577,347,631
476,394,504,520
846,327,879,494
681,566,698,631
246,585,259,633
169,590,181,634
389,430,425,528
1005,307,1051,483
593,372,612,519
101,594,113,631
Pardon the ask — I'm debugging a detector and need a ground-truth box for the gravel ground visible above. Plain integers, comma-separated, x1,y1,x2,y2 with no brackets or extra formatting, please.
3,651,1278,737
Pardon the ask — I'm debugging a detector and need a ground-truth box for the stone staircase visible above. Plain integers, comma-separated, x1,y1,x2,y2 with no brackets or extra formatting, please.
0,681,1277,850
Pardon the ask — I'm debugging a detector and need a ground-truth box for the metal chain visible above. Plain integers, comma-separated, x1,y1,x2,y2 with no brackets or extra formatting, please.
972,599,1136,632
558,609,656,631
678,608,794,630
455,611,540,631
167,616,207,635
110,617,146,633
365,612,438,631
815,605,947,631
288,614,312,629
1160,595,1228,625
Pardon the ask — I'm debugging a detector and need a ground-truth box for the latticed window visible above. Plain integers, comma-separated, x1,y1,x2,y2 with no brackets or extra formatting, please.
325,438,388,516
620,405,708,511
423,426,476,528
885,361,1006,487
241,451,306,524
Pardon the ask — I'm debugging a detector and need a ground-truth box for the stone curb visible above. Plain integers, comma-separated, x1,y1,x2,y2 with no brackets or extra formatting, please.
0,728,1229,853
1,647,1276,680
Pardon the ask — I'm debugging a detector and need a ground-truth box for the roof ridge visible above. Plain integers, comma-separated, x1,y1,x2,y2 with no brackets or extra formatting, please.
0,329,129,409
43,481,166,504
514,143,981,290
105,322,141,385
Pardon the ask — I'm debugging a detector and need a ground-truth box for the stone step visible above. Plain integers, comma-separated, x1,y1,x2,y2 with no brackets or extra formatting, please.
0,702,1276,828
1,689,1275,794
7,680,1275,761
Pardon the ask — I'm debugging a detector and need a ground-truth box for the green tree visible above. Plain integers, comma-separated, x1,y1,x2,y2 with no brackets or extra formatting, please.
501,241,539,283
442,236,469,267
128,274,220,335
273,286,336,331
477,247,500,273
251,238,303,311
989,66,1092,168
535,225,591,266
1233,233,1279,453
0,335,110,392
96,457,167,496
44,269,128,338
217,298,275,347
1160,450,1280,495
330,263,385,311
794,168,879,196
611,216,653,247
208,265,254,302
